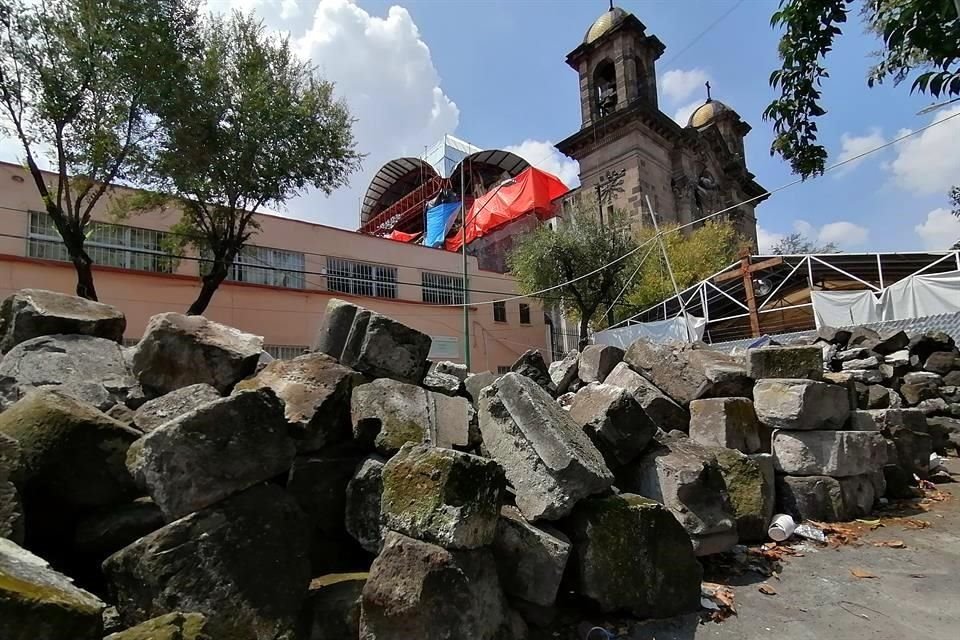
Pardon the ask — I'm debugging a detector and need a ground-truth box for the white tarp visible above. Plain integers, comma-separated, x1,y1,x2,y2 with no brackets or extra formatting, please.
593,314,706,348
812,270,960,328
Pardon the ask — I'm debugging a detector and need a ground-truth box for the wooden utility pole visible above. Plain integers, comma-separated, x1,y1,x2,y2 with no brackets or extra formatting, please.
714,248,782,338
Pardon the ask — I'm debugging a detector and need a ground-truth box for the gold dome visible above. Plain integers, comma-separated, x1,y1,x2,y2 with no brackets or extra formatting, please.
584,6,630,44
687,99,733,128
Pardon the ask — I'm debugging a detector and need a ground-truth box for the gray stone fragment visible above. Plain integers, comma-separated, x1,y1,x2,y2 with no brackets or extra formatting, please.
432,360,468,381
0,537,105,640
133,384,221,433
103,612,211,640
689,397,764,454
624,340,751,406
313,298,359,359
714,449,775,543
909,331,956,362
927,416,960,455
73,498,165,558
360,532,511,640
617,435,737,556
942,370,960,387
234,352,360,451
874,329,910,355
345,456,386,553
824,370,884,385
132,313,263,395
128,389,296,520
510,349,554,393
849,408,928,432
491,506,570,607
864,384,891,409
924,351,958,374
0,334,137,411
848,326,880,348
306,573,366,640
567,383,656,465
886,427,932,480
904,371,943,386
478,372,613,521
747,345,823,380
578,344,624,383
772,429,888,476
0,288,126,353
754,378,850,430
901,380,942,406
776,474,876,521
548,350,579,395
0,432,24,543
565,494,702,617
842,356,881,370
604,361,689,432
836,347,871,362
102,484,310,640
885,349,911,366
421,370,462,396
380,444,503,549
464,371,498,405
816,326,851,345
341,310,431,385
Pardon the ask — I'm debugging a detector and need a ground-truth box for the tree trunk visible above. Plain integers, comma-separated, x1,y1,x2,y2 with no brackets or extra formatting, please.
578,314,591,351
72,255,98,301
187,267,228,316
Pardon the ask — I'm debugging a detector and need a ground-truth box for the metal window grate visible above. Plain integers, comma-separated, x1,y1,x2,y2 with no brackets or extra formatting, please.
496,365,510,375
493,301,507,323
326,257,397,299
27,211,176,273
519,303,531,325
421,271,464,305
264,344,309,360
224,245,306,289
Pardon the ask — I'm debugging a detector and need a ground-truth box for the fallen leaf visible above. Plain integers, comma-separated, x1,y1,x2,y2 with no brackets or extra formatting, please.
873,540,905,549
903,519,931,530
855,518,881,526
850,568,877,579
758,583,777,596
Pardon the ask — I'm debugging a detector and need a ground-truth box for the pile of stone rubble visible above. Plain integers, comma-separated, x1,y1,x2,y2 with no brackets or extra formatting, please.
0,288,958,640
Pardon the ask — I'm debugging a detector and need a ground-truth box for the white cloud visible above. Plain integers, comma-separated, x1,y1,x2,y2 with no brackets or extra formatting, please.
793,219,814,237
660,69,709,104
888,104,960,195
836,128,885,172
672,100,701,127
503,140,580,188
206,0,303,25
819,221,869,246
756,226,783,253
914,207,960,250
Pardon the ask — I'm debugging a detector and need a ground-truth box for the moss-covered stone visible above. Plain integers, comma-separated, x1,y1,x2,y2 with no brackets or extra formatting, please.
565,493,702,618
381,443,504,549
104,612,210,640
714,449,774,542
0,537,104,640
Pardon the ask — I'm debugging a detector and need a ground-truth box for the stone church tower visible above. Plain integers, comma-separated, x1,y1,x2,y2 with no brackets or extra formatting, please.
556,5,766,244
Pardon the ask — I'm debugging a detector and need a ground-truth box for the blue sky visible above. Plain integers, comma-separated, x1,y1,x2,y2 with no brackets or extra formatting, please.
5,0,960,251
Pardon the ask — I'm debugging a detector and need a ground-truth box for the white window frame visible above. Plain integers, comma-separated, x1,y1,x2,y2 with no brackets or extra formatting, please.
421,271,465,305
326,257,397,299
224,245,306,289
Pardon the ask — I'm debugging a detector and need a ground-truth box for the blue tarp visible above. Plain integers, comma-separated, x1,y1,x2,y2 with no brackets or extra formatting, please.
424,201,461,248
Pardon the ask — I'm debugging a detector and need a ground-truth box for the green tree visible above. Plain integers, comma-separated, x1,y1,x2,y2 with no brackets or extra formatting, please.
625,220,745,312
765,0,960,177
508,205,637,346
950,185,960,250
119,12,360,315
769,232,840,255
0,0,200,300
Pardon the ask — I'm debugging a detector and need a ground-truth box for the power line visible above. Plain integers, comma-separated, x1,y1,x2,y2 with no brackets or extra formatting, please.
661,0,745,68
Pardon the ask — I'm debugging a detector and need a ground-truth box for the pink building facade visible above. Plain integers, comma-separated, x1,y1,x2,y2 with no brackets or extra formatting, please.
0,161,549,373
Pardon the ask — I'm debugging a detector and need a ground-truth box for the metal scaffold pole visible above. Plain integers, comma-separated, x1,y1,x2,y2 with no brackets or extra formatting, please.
461,161,472,371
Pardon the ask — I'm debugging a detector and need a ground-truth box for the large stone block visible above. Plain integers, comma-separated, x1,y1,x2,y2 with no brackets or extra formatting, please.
0,334,137,411
478,372,613,521
909,330,956,362
617,435,737,555
924,351,958,374
578,344,624,383
131,313,263,395
464,371,498,406
753,378,850,430
306,573,366,640
849,408,928,432
772,429,887,476
104,612,211,640
548,350,579,395
604,362,689,432
132,384,221,433
715,450,775,543
313,298,359,359
103,484,310,640
341,310,431,385
128,389,296,520
381,443,504,549
776,474,876,521
234,352,361,451
0,432,24,543
567,383,656,466
886,427,933,481
0,537,105,640
747,345,823,380
874,329,910,355
623,340,751,406
352,379,478,455
360,532,511,640
510,349,554,393
565,494,702,618
345,456,386,553
689,397,765,453
0,288,126,353
492,506,570,607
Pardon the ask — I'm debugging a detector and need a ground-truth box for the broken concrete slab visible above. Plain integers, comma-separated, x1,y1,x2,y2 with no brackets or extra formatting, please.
491,506,571,608
578,344,624,383
567,383,656,466
340,310,431,385
623,340,751,406
509,349,554,393
0,288,126,353
604,361,689,432
753,378,850,430
689,397,765,454
548,350,579,395
747,345,823,380
772,429,888,477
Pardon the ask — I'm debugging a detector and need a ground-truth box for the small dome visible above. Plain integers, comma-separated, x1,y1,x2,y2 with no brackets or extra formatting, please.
584,6,630,44
687,99,734,128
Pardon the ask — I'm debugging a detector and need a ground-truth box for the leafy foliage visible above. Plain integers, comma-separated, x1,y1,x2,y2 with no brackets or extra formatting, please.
625,220,745,311
765,0,960,177
0,0,200,299
116,11,361,315
951,185,960,250
508,204,637,343
769,232,840,255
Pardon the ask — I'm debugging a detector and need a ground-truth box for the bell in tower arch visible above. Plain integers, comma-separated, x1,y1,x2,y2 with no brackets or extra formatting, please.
594,60,617,118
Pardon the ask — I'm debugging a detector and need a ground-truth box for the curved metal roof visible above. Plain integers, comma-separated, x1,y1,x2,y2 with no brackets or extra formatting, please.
360,157,438,225
451,149,530,183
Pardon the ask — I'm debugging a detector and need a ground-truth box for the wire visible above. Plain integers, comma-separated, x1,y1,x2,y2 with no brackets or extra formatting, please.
661,0,745,68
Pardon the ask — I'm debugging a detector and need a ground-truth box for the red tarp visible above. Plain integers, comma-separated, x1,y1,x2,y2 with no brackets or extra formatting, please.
445,166,569,252
387,229,420,243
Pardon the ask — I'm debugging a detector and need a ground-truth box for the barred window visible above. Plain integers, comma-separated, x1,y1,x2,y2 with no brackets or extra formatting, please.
493,301,507,323
496,365,510,375
519,303,531,325
223,245,305,289
326,257,397,299
27,210,176,273
264,344,309,360
421,271,464,305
